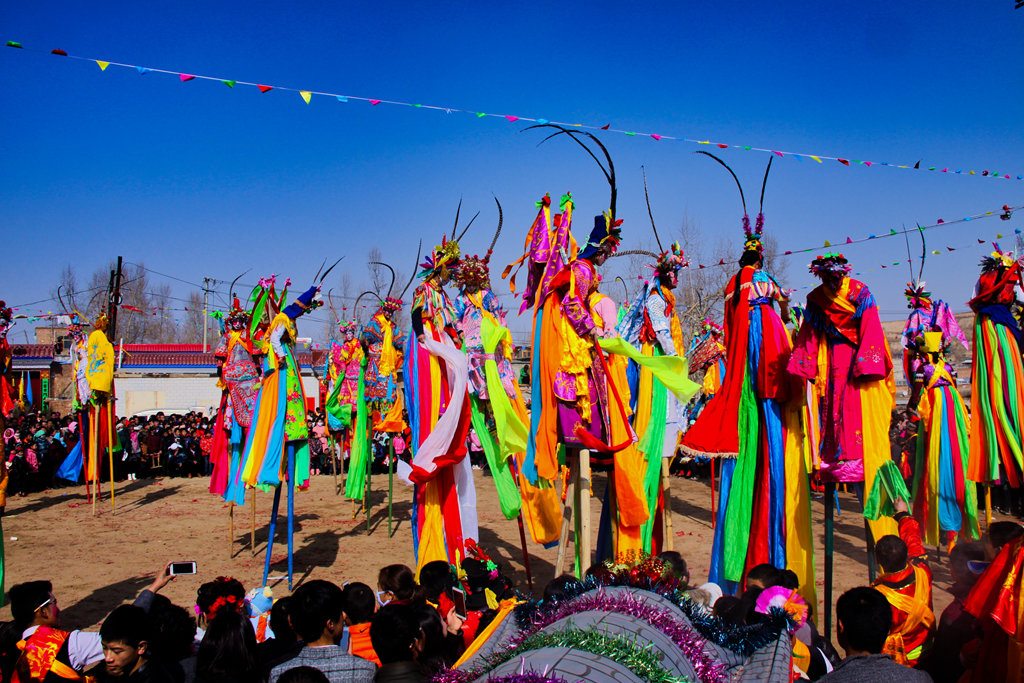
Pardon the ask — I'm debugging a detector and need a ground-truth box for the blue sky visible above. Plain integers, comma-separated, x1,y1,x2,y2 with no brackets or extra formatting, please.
2,1,1022,341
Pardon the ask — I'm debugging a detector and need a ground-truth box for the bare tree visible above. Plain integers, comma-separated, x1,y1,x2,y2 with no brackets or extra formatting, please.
179,291,205,343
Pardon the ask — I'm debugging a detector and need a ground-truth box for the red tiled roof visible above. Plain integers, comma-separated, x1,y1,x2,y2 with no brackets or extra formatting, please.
121,344,206,353
10,344,53,360
121,350,328,368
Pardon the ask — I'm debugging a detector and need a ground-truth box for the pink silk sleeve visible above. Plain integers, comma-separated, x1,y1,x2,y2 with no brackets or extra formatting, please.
786,320,821,381
852,302,892,381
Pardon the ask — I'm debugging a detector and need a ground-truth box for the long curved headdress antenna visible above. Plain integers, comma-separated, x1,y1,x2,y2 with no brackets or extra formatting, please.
451,198,462,240
229,269,251,300
352,290,382,321
56,285,68,316
368,261,396,298
312,258,327,283
611,249,658,259
917,223,927,284
487,196,504,254
319,257,344,284
327,289,340,324
641,165,664,252
524,123,617,228
398,240,423,299
614,276,629,302
456,211,481,243
696,150,747,216
759,157,773,217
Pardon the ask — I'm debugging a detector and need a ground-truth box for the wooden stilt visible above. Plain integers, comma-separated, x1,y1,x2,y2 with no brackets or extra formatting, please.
228,501,235,558
107,402,115,513
89,408,98,515
251,491,256,555
824,481,836,645
365,448,372,535
576,450,592,576
330,432,339,494
661,459,674,552
262,484,282,586
287,444,295,589
387,438,395,537
986,484,993,527
710,456,716,528
553,460,578,580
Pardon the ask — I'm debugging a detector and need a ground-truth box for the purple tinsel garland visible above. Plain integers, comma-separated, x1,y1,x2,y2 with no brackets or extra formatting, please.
508,589,726,683
432,666,567,683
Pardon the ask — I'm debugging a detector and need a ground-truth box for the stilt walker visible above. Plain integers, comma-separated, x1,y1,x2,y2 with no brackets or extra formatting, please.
403,207,475,576
84,312,117,512
239,262,340,588
324,291,363,495
0,303,14,598
210,286,262,553
503,124,633,577
453,198,561,567
788,251,895,632
680,154,813,604
967,246,1024,492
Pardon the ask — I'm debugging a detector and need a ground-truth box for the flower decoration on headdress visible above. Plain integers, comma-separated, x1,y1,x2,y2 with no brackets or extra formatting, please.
338,319,358,332
980,244,1017,273
808,252,851,277
754,586,808,633
226,297,251,328
419,236,462,282
904,282,932,310
701,319,723,336
380,297,403,312
453,254,491,289
653,241,689,276
579,209,623,261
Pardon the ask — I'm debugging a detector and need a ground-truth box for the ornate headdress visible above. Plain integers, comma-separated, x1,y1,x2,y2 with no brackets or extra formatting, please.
0,302,11,337
904,282,932,310
338,319,358,332
381,297,403,312
227,297,250,326
809,252,851,277
980,244,1017,273
701,319,723,336
697,152,773,257
454,198,505,290
654,242,689,276
281,285,323,319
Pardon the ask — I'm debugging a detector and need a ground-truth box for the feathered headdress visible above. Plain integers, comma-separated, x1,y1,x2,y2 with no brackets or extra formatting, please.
338,319,358,332
226,297,251,326
701,319,723,336
980,244,1017,273
809,252,851,277
0,301,11,337
697,152,773,256
904,282,932,310
454,198,504,289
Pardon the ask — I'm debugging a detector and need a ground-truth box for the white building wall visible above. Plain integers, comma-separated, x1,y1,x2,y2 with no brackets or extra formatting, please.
114,373,322,417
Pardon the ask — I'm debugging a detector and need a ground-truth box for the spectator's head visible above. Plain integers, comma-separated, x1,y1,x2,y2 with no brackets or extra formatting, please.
377,564,416,605
543,574,578,603
986,522,1024,561
8,580,57,630
195,608,260,682
417,561,453,603
779,569,800,591
195,576,245,622
269,595,299,643
341,582,376,626
874,535,909,574
147,596,196,664
950,541,986,587
712,595,742,623
836,587,892,656
371,604,422,665
411,602,450,674
290,580,345,645
745,563,781,591
100,605,152,678
277,666,330,683
656,551,689,585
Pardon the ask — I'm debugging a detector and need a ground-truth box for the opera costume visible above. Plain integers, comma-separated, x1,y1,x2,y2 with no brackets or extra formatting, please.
967,247,1024,487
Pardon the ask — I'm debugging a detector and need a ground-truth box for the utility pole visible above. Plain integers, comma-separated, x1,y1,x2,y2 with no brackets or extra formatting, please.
109,256,123,342
202,277,212,352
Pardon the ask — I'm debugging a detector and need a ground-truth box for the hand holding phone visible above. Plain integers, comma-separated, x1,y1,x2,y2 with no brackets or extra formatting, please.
451,587,467,621
169,561,197,576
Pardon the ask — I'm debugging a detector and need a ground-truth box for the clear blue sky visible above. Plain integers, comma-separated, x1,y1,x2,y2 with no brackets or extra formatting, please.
2,1,1023,341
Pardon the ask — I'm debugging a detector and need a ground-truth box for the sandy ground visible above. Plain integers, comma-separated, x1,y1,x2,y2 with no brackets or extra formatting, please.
0,468,962,644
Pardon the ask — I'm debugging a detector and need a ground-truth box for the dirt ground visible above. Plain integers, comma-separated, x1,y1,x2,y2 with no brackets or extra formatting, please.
0,468,963,644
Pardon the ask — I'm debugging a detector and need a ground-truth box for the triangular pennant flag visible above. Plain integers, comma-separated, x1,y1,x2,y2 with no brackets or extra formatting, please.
505,115,519,122
881,265,887,268
978,238,985,243
698,264,705,269
476,112,486,117
864,161,873,166
837,159,850,166
6,41,23,48
600,124,610,130
947,247,955,251
868,234,876,238
179,74,195,81
51,49,67,56
784,250,792,255
932,250,940,254
257,84,273,93
537,119,548,124
369,99,381,105
222,80,236,88
651,134,662,141
717,143,729,148
823,240,832,247
96,60,110,71
137,67,150,75
890,229,897,235
773,151,784,157
793,155,803,162
809,155,822,163
969,170,975,175
846,237,853,243
717,258,725,265
300,91,312,104
336,95,348,102
997,232,1004,238
914,160,921,169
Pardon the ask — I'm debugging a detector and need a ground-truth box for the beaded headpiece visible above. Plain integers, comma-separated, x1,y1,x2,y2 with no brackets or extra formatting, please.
654,242,689,276
809,252,851,277
904,282,932,310
980,244,1017,273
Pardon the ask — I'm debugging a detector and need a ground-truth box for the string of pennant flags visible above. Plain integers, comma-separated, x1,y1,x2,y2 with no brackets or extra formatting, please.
6,40,1024,183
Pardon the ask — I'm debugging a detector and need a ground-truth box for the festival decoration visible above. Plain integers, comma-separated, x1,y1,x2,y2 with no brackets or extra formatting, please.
6,41,1024,182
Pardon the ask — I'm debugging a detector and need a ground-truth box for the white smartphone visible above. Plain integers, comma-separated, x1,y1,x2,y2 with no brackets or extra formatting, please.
169,561,197,576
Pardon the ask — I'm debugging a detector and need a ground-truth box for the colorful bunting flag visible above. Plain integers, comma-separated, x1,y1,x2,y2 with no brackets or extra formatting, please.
300,91,312,104
96,60,109,71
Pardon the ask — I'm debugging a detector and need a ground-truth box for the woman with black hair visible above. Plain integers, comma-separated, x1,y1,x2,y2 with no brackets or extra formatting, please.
194,609,263,683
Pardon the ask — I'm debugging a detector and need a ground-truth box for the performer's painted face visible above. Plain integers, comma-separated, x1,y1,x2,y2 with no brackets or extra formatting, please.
662,271,679,290
591,245,612,266
229,318,246,332
343,328,355,341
